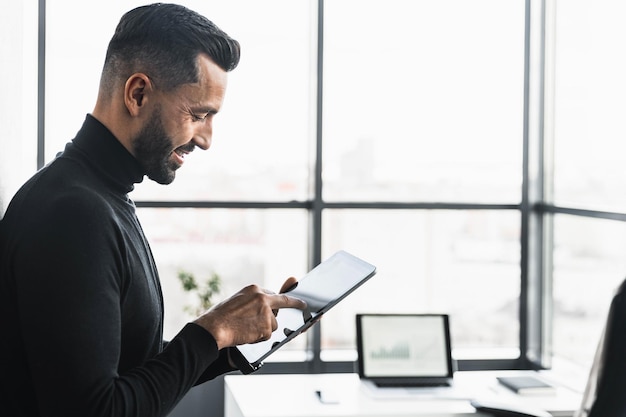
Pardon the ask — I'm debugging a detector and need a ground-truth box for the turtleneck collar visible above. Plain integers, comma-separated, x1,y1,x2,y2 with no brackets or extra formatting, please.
68,114,145,194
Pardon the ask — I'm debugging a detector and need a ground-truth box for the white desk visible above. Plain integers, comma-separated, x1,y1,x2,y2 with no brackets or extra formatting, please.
224,371,582,417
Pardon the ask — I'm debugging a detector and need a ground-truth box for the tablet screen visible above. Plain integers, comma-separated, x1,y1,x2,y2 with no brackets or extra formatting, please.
234,250,376,369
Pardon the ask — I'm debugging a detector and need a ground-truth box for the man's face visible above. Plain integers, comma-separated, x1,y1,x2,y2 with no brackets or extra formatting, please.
131,54,228,184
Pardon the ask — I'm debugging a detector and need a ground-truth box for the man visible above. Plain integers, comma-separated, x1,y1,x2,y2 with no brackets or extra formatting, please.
0,4,306,417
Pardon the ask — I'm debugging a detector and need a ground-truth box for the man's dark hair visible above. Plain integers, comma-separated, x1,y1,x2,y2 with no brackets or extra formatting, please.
101,3,240,92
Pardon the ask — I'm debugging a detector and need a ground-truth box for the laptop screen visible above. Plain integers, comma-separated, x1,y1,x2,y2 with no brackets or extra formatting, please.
356,314,453,385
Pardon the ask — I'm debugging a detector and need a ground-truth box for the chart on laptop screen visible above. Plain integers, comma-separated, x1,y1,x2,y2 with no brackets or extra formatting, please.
359,314,450,378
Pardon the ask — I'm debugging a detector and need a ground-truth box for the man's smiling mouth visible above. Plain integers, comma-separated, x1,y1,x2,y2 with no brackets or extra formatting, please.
172,144,195,165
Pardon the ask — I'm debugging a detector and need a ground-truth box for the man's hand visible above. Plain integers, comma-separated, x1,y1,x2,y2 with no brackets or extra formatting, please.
193,277,306,350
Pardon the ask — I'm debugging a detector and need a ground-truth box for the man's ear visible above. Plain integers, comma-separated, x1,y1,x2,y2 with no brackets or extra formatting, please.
124,73,153,117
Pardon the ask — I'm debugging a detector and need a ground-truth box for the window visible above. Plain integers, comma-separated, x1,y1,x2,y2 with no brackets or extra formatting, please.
546,0,626,378
322,0,524,204
551,215,626,369
321,209,522,360
552,1,626,213
35,0,624,375
321,0,525,362
0,2,38,214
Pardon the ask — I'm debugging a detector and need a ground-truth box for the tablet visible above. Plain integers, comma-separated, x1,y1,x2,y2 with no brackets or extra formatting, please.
229,250,377,374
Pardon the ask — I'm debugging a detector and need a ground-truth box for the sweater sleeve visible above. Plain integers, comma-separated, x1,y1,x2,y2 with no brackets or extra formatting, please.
11,191,226,417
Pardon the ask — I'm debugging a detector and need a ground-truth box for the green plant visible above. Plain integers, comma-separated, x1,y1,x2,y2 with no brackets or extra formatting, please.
177,270,222,316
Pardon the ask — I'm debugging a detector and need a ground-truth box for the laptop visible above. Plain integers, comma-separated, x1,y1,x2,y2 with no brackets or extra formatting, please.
356,313,467,399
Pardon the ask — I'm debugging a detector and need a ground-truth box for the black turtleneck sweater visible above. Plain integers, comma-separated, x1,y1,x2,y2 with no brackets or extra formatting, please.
0,115,234,417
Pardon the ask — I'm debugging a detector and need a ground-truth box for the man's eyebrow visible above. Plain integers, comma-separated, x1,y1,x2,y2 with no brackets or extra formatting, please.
189,105,218,114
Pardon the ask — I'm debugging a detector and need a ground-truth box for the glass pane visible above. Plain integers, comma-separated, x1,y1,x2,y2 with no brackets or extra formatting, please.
46,0,313,202
552,215,626,371
45,1,144,161
0,2,38,214
137,208,309,356
320,210,521,359
552,2,626,211
323,0,525,203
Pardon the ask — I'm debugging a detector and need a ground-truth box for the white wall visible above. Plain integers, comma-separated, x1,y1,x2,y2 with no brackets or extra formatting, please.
0,1,38,216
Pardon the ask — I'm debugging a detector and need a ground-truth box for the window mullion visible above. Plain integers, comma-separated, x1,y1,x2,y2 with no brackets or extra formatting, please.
521,0,551,369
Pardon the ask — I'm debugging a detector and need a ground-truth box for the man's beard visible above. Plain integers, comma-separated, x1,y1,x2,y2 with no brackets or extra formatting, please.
132,107,179,185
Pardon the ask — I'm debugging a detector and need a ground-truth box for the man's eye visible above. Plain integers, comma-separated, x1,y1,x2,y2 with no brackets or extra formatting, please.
191,113,208,122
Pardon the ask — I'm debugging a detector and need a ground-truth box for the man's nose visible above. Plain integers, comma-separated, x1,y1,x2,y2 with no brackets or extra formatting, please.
193,124,212,150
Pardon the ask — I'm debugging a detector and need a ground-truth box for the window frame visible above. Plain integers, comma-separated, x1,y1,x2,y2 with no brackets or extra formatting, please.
36,0,620,374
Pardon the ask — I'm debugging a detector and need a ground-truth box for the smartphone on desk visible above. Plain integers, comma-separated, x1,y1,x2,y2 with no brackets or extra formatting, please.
229,250,377,374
